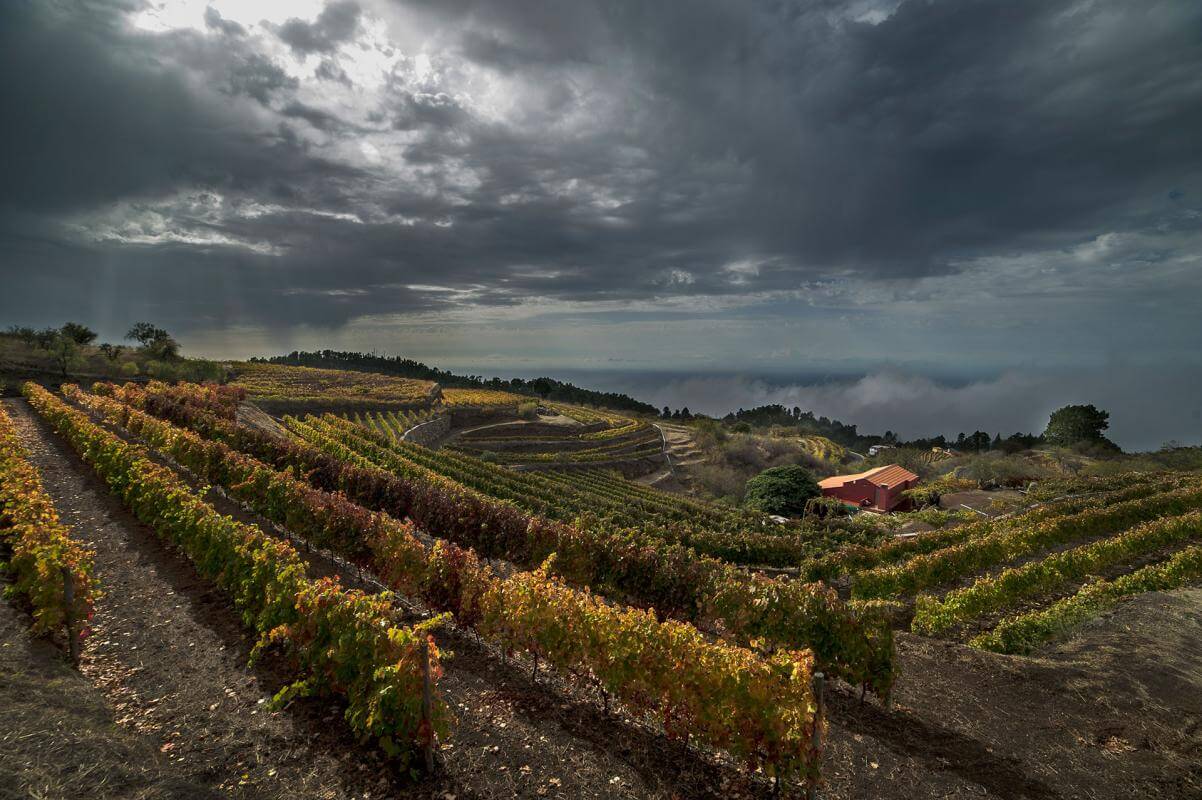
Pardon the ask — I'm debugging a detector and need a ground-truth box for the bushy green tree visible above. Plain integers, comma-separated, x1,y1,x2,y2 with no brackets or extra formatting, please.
45,333,79,377
1043,404,1117,450
743,464,820,517
126,322,168,346
59,322,97,345
126,322,180,360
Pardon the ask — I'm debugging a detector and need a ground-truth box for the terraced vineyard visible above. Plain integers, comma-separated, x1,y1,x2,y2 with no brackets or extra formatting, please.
73,379,880,792
450,403,664,467
297,413,844,568
7,375,1202,800
228,361,441,413
804,472,1202,652
453,423,664,465
799,435,848,463
342,408,445,441
441,387,530,409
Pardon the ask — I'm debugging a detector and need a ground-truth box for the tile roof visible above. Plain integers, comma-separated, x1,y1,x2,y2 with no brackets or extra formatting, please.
818,464,920,490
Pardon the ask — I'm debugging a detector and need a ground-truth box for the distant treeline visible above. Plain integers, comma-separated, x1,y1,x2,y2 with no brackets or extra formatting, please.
260,351,1042,449
253,350,660,415
661,403,1041,454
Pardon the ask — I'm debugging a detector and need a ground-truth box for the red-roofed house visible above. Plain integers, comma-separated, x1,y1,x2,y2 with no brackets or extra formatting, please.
818,464,920,512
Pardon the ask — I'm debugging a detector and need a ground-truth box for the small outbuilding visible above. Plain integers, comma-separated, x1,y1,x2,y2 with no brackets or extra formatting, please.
818,464,920,512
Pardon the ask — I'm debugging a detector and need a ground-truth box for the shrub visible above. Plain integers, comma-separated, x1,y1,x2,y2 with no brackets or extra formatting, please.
955,454,1052,488
744,465,820,517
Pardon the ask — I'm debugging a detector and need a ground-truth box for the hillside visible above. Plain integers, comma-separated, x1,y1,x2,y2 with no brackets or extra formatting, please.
1,331,225,387
226,361,441,414
2,370,1201,799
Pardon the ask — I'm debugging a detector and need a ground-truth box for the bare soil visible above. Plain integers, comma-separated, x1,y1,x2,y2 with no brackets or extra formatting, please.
941,489,1027,515
0,601,220,800
4,395,1201,799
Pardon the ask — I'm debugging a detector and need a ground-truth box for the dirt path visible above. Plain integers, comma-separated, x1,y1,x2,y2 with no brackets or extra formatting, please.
0,600,220,800
653,423,704,466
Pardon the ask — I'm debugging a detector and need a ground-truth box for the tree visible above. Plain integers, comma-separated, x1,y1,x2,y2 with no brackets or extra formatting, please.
46,333,79,378
60,321,97,345
34,327,60,350
126,322,169,347
147,333,181,360
1043,404,1114,449
126,322,180,360
661,406,671,419
99,343,124,362
743,464,820,517
6,325,37,346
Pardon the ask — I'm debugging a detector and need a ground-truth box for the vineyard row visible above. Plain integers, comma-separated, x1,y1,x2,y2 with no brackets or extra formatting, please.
26,383,447,766
0,405,98,646
100,380,896,698
69,384,826,783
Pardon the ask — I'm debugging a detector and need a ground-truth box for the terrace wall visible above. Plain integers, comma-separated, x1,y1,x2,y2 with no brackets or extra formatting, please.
402,414,451,446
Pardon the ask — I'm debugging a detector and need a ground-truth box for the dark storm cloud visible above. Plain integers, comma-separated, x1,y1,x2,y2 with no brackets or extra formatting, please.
411,0,1202,276
203,7,245,37
276,1,362,55
222,53,298,103
0,3,360,218
1,0,1201,352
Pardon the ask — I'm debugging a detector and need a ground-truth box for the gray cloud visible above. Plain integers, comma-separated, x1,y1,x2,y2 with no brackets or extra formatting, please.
1,0,1201,392
276,1,362,55
203,7,245,37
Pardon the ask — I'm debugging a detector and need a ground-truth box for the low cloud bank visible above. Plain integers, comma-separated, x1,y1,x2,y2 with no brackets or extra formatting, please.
567,366,1202,453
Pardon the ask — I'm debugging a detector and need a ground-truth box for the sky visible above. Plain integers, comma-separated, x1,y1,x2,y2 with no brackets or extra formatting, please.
2,0,1201,448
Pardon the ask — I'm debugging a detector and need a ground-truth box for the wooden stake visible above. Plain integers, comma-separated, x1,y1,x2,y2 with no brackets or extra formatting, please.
807,671,825,800
61,567,80,666
420,638,435,774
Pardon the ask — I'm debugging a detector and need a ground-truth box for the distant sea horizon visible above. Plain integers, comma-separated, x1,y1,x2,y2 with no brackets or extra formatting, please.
445,363,1202,454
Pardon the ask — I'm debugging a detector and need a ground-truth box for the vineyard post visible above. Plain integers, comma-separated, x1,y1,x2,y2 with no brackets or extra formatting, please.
807,671,825,800
61,567,80,666
421,637,435,773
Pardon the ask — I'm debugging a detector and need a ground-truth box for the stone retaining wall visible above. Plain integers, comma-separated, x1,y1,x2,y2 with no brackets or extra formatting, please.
402,414,451,446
